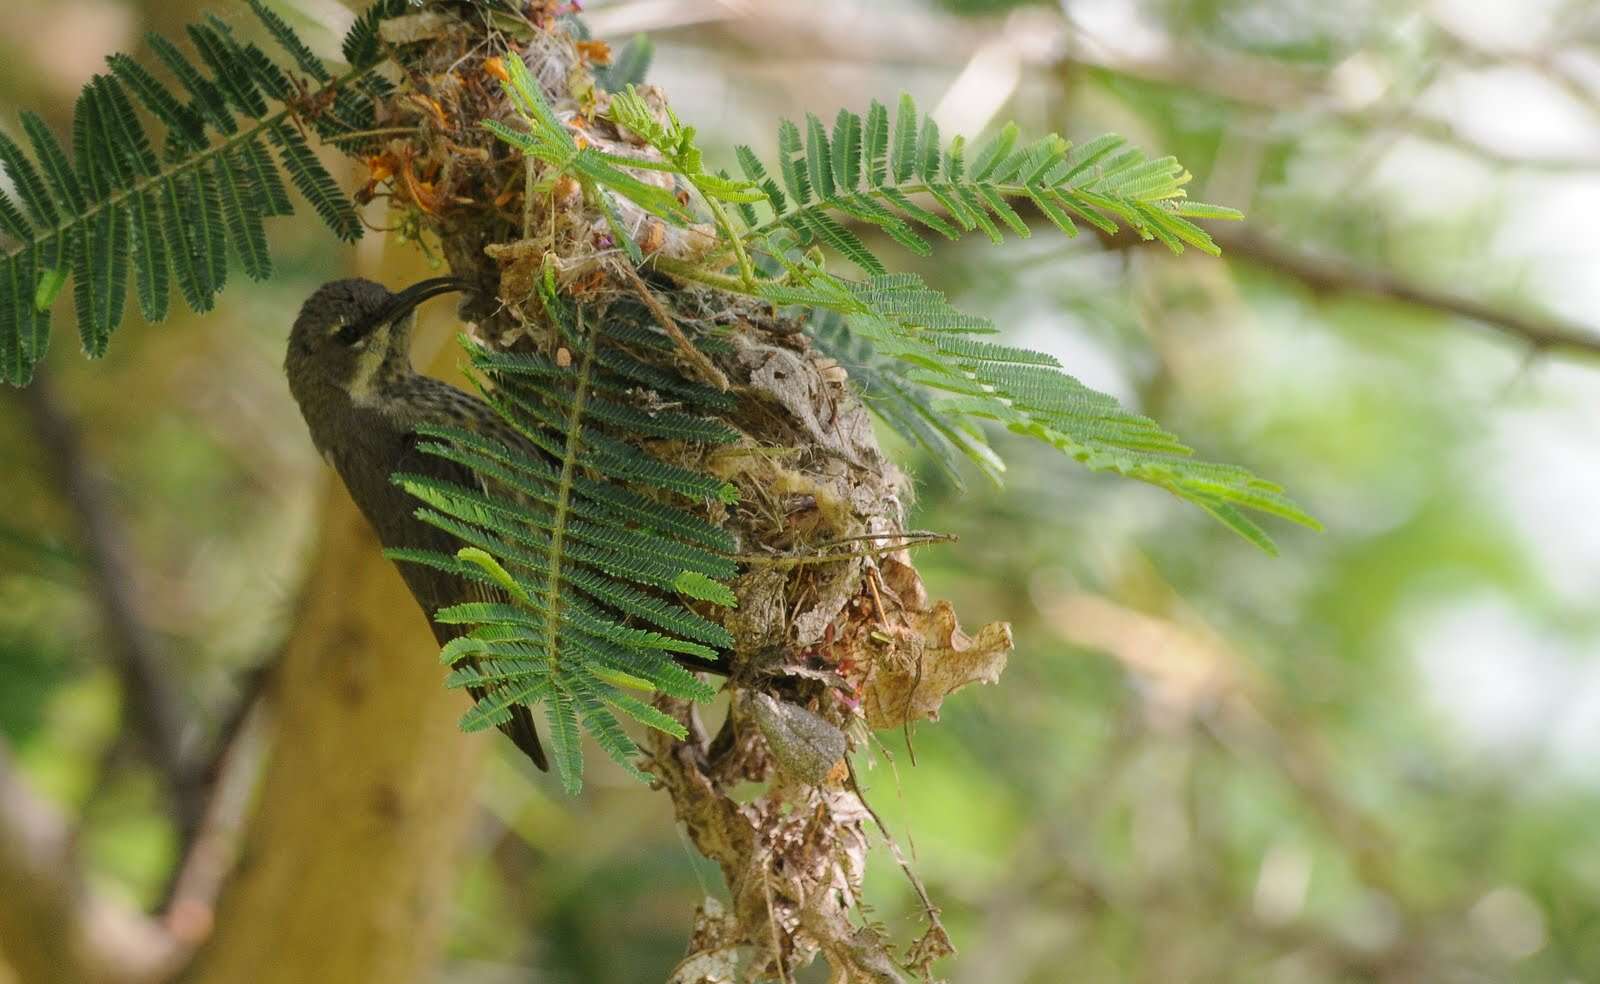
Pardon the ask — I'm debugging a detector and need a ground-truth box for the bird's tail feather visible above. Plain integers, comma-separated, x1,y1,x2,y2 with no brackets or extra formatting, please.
463,678,549,771
501,702,549,771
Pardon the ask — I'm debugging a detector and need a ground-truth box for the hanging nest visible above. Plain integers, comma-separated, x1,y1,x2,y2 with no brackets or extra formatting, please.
362,4,1013,980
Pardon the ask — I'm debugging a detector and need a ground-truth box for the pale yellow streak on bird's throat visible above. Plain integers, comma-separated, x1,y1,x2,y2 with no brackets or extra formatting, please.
347,322,391,406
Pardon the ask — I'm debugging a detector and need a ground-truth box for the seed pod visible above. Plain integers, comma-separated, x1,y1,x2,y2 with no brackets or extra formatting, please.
749,692,847,787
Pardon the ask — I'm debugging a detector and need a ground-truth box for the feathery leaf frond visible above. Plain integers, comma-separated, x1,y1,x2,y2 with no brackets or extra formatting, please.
0,0,410,385
394,280,735,792
595,35,655,94
733,93,1241,272
801,271,1318,548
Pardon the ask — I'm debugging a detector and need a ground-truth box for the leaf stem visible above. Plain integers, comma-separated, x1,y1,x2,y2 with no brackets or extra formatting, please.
543,306,596,669
735,530,956,569
649,255,757,294
619,261,728,390
322,125,423,144
696,189,757,287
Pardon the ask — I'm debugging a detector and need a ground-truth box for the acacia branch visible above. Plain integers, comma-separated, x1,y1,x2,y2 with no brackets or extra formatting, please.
841,183,1600,361
159,690,271,952
0,725,261,984
20,374,204,841
183,459,487,984
634,0,1600,346
1204,228,1600,358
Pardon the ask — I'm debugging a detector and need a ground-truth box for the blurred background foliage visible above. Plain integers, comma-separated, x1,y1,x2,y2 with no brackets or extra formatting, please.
4,0,1600,981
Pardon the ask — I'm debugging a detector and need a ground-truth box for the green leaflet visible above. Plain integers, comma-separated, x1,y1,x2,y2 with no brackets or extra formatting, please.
0,0,402,385
31,268,67,313
673,570,738,607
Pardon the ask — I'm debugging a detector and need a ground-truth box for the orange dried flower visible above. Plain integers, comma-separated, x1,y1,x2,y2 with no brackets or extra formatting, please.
553,174,581,203
400,158,442,215
404,92,450,128
576,39,612,65
824,759,850,787
364,156,394,183
483,56,509,82
641,220,666,255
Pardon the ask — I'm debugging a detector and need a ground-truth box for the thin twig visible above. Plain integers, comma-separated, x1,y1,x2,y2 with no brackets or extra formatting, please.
845,759,952,968
735,531,956,570
1208,227,1600,358
321,126,424,145
816,530,957,549
157,663,274,910
161,693,272,953
616,261,731,390
761,860,795,984
880,186,1600,361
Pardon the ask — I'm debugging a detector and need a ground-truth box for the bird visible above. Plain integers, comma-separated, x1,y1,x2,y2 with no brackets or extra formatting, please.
284,275,554,770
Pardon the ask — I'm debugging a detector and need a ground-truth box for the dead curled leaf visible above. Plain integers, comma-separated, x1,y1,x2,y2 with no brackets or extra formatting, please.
667,898,741,984
856,555,1013,731
859,600,1013,730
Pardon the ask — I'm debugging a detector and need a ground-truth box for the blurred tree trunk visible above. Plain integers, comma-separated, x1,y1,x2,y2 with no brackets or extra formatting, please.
184,481,484,984
0,3,490,981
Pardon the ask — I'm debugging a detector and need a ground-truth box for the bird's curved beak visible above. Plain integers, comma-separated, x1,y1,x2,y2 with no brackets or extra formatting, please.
376,276,475,328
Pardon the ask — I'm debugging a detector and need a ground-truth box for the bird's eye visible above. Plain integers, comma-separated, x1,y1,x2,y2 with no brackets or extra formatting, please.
334,321,365,347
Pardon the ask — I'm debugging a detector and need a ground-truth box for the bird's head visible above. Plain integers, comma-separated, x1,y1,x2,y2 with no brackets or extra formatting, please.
285,276,472,403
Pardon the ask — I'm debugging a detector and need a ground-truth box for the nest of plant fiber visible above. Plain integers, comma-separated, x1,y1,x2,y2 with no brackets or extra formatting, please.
368,5,1013,980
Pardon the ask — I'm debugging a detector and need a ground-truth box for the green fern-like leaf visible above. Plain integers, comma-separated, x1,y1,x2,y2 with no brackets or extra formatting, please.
810,309,1004,487
0,0,411,385
393,284,735,793
734,93,1241,274
800,269,1318,549
483,56,688,241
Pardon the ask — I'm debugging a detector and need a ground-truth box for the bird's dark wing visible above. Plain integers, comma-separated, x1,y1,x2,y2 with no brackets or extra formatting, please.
385,425,549,772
